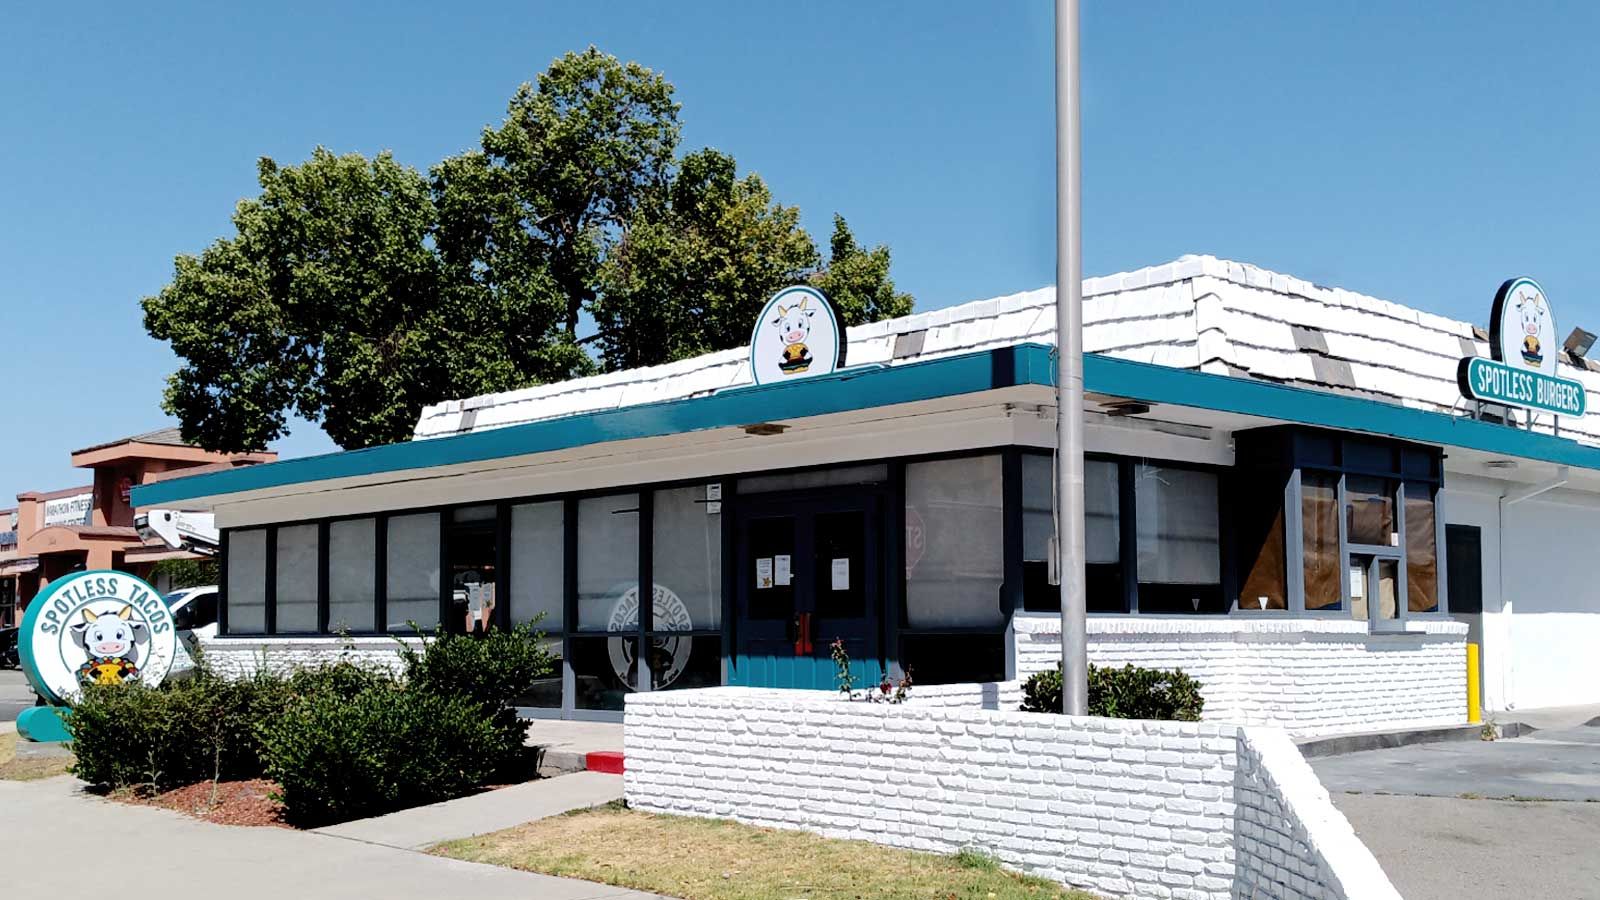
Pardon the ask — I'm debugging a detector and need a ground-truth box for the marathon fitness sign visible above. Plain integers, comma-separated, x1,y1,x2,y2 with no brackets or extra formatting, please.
1457,277,1588,418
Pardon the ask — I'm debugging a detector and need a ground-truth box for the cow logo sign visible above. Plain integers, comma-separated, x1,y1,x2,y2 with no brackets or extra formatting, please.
1458,277,1588,418
749,286,846,385
19,570,179,704
1491,277,1559,377
605,583,695,690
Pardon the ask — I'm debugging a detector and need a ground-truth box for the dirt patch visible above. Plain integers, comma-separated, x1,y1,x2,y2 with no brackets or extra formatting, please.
121,778,288,828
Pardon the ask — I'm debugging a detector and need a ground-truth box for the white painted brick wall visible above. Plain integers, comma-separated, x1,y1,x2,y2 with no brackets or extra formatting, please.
624,687,1399,900
197,636,412,679
1015,614,1469,737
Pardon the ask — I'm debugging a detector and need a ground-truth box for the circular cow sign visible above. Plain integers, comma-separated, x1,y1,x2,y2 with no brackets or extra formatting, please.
749,285,847,385
19,570,179,704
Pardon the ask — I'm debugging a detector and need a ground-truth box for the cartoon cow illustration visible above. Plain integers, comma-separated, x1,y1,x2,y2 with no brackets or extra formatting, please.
70,605,145,686
771,297,815,374
1517,290,1546,366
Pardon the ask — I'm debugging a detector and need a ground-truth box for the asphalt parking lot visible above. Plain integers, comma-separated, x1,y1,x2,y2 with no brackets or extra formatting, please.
1313,723,1600,900
0,668,34,723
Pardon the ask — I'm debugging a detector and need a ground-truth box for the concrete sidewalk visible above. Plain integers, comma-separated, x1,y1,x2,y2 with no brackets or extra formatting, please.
317,770,623,849
0,776,660,899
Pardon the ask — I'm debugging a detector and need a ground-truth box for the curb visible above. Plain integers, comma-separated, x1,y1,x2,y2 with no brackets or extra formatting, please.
1297,721,1534,758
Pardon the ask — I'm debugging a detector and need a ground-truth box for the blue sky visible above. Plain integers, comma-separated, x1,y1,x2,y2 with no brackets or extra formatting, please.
3,2,1598,502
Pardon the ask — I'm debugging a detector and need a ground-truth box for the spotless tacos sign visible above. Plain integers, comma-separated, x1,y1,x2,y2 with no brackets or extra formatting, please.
19,570,178,704
1457,277,1588,418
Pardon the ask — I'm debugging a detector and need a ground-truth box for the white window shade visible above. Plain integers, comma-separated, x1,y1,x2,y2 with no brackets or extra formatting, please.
510,502,564,630
226,528,267,634
1135,464,1220,584
905,455,1005,628
1023,455,1119,565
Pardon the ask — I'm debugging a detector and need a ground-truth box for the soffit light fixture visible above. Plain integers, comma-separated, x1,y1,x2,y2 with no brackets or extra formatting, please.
742,422,789,437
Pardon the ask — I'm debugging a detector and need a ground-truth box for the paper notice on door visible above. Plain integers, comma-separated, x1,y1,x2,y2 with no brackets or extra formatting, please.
1349,566,1365,599
831,557,850,591
756,557,774,589
774,554,792,586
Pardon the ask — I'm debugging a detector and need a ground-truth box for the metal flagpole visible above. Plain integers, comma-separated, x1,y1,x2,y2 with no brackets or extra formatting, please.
1055,0,1089,715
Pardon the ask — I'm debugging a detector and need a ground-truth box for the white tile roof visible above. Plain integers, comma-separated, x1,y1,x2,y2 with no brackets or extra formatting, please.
414,255,1600,447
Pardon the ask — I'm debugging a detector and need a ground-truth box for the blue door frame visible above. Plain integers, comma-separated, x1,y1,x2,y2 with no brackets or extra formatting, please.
728,488,885,690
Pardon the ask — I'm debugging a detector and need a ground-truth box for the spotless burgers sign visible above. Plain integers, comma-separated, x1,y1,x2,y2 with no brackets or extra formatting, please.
1458,277,1588,418
19,570,178,705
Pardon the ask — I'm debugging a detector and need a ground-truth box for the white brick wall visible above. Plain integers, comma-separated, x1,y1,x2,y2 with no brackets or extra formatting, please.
1015,614,1469,737
197,636,413,679
624,687,1399,900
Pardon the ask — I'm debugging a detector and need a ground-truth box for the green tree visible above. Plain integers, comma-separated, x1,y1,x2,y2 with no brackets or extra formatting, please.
809,215,915,327
435,46,681,359
144,49,915,452
592,149,819,369
144,149,483,450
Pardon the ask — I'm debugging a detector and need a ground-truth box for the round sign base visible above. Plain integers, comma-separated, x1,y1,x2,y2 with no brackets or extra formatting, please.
17,705,72,743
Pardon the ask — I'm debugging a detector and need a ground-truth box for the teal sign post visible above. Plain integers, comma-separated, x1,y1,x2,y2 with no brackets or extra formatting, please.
16,570,178,742
1458,277,1589,419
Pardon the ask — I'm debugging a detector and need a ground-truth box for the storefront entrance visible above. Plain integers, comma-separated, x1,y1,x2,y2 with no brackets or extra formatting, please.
731,490,885,690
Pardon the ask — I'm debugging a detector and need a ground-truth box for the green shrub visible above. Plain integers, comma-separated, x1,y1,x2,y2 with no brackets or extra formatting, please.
398,623,555,779
399,622,555,710
1020,663,1205,721
257,684,504,826
69,669,291,792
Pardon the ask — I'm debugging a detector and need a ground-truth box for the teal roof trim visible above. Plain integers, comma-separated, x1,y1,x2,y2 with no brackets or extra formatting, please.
132,345,1057,507
134,343,1600,507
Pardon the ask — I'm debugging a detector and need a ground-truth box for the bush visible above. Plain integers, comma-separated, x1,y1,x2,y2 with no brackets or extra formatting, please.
257,684,504,826
1020,663,1205,721
399,622,555,710
399,623,555,779
69,669,291,792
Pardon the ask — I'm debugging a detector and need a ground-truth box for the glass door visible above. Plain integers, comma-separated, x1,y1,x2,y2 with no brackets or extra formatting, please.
732,494,883,690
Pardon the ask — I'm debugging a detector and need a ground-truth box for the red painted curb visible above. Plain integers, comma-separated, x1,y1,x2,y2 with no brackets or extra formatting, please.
586,750,625,774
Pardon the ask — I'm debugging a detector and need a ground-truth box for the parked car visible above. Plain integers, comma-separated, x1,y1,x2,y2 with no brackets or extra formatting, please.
165,585,219,660
0,626,18,669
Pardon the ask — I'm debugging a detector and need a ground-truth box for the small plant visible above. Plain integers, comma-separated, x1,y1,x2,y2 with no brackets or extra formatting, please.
830,637,857,695
1480,714,1498,741
830,638,912,703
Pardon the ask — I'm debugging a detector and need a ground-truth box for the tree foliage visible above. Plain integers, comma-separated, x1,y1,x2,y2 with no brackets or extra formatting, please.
144,47,915,452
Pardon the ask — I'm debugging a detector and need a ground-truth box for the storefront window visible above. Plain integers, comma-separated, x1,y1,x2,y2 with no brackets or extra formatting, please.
570,634,633,711
1135,464,1222,613
1405,483,1438,613
905,455,1005,628
509,502,563,631
1302,473,1341,611
1346,476,1397,547
1022,455,1121,612
274,523,319,632
226,528,267,634
651,486,721,631
446,508,498,636
327,518,375,632
385,513,440,632
576,494,638,632
1236,473,1288,612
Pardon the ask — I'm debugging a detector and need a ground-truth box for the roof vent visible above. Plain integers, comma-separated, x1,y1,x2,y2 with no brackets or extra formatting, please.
892,329,927,359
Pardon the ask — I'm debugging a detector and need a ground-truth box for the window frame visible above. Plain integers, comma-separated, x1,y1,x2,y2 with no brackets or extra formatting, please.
1017,450,1229,615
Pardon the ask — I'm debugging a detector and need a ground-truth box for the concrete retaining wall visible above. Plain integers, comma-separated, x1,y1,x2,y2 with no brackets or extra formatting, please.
624,686,1399,900
1015,614,1469,736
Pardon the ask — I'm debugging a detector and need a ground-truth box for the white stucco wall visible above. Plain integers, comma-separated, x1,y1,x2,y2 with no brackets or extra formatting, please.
1014,615,1469,737
1444,475,1600,712
624,686,1399,900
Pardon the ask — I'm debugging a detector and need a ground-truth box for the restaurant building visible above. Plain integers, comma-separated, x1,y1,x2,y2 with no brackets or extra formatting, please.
0,429,273,625
133,257,1600,734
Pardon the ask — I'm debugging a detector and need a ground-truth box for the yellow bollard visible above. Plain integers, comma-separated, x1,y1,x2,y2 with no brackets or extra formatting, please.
1466,642,1482,724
